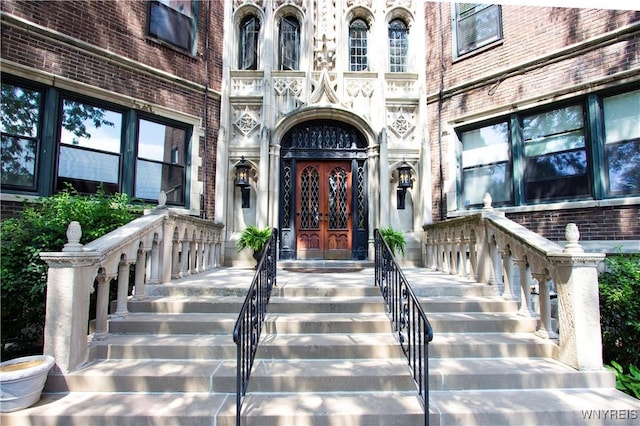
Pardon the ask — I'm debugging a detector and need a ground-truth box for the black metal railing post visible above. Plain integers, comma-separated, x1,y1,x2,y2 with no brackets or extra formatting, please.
374,229,433,426
232,228,278,426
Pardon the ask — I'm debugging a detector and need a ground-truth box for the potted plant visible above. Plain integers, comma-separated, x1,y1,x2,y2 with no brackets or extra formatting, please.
0,354,55,412
379,227,406,257
237,225,272,267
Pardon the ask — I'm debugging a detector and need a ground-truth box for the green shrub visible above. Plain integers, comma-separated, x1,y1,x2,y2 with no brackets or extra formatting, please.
1,186,144,360
605,361,640,399
599,252,640,369
379,227,406,256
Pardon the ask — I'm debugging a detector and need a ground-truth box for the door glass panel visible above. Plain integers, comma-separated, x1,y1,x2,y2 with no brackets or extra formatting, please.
300,165,319,229
328,167,348,229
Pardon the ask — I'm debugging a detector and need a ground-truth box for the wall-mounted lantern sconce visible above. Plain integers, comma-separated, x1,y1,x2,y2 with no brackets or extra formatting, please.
235,156,251,208
397,159,412,210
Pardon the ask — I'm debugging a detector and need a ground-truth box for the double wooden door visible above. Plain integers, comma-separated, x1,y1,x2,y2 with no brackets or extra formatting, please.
296,161,352,259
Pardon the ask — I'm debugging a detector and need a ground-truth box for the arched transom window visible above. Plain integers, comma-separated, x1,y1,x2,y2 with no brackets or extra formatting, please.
349,18,369,71
389,19,408,72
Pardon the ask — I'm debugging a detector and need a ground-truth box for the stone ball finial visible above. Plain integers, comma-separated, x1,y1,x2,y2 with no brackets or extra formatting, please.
563,223,584,253
62,221,84,252
482,193,493,210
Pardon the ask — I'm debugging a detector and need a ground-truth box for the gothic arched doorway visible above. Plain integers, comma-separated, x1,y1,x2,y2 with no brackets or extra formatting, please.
279,120,369,260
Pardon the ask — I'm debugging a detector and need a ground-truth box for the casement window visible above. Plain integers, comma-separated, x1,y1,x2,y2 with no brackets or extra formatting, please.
602,90,640,195
57,99,123,194
458,87,640,209
522,106,589,201
0,79,191,206
388,19,408,72
135,119,187,204
148,0,199,54
461,122,512,207
349,18,369,71
1,83,42,191
279,16,300,71
239,15,260,70
453,3,502,57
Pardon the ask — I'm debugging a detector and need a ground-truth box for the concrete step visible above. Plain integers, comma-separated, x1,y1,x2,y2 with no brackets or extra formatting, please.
429,387,640,426
420,296,519,313
429,332,557,358
90,334,236,360
268,295,384,311
262,312,392,334
247,358,415,392
240,392,425,426
0,392,237,426
107,313,236,334
428,312,538,333
255,333,405,360
127,295,244,313
429,358,615,391
45,359,236,393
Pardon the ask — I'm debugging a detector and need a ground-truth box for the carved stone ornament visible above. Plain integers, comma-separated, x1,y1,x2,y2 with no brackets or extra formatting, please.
63,221,84,252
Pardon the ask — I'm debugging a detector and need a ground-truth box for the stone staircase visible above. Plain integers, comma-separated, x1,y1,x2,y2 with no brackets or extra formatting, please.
1,265,638,425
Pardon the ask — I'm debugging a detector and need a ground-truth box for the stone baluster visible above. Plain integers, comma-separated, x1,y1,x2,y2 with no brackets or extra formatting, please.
488,236,503,288
133,248,148,300
148,239,160,284
513,256,534,317
189,238,197,275
467,235,478,281
93,270,113,340
171,237,181,279
531,265,558,340
114,258,132,317
451,237,459,275
500,246,515,299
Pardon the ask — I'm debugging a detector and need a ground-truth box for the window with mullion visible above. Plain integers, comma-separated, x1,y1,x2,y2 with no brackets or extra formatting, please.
57,98,123,194
389,19,408,72
1,82,42,191
148,0,198,54
602,89,640,196
279,16,300,70
349,19,369,71
239,15,260,70
454,3,502,57
135,118,187,205
522,105,590,202
460,121,512,207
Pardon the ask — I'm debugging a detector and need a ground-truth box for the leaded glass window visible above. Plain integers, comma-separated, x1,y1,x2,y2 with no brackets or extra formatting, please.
239,15,260,70
349,18,369,71
389,19,408,72
279,15,300,70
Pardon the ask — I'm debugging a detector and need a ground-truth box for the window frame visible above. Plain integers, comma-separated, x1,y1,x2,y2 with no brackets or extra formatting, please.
456,85,640,210
452,3,502,58
278,15,300,71
238,14,261,70
0,74,194,208
147,0,199,55
1,81,45,192
349,18,369,72
388,18,409,73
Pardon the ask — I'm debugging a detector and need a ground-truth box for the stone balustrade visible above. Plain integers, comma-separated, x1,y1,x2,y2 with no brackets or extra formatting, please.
423,193,606,371
39,200,223,373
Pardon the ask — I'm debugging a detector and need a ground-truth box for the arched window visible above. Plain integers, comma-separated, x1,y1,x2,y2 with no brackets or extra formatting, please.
389,19,408,72
349,18,368,71
238,15,260,70
279,16,300,70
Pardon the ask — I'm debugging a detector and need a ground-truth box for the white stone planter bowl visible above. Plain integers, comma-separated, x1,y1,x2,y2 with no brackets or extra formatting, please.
0,355,55,412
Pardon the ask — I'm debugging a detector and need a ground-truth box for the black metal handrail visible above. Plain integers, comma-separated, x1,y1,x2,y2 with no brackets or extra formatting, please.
374,229,434,426
232,228,278,426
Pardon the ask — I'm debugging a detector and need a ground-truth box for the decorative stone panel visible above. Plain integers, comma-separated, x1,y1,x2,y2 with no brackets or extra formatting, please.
232,105,262,138
345,78,375,117
273,75,305,117
387,105,416,139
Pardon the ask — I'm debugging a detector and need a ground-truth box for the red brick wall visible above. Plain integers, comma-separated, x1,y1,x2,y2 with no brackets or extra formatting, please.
424,4,640,240
1,0,224,220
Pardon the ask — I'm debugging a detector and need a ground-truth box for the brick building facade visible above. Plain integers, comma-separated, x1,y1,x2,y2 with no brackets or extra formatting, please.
425,4,640,247
1,0,223,220
1,1,638,264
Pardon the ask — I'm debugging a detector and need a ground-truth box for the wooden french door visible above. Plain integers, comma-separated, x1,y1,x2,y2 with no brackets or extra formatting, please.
296,161,352,260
